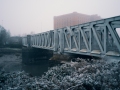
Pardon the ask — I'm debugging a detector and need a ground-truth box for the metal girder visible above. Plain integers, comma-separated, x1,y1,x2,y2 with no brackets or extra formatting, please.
22,16,120,57
91,23,104,52
79,26,89,51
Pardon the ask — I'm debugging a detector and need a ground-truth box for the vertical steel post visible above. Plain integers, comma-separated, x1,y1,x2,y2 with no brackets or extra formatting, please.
89,28,92,52
60,29,64,53
103,26,107,54
54,30,58,51
27,35,31,47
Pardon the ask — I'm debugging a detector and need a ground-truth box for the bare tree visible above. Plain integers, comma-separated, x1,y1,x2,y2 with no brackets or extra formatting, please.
0,25,10,47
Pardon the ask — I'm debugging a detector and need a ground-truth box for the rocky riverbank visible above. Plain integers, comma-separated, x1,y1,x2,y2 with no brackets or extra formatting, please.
0,57,120,90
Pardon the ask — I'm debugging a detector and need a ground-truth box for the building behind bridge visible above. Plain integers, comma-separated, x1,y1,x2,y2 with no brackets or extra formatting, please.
54,12,101,29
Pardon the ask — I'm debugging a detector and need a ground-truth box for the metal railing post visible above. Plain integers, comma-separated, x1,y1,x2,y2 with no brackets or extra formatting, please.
27,35,31,47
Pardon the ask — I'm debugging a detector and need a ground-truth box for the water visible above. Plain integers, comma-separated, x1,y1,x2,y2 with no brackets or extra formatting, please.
0,54,49,76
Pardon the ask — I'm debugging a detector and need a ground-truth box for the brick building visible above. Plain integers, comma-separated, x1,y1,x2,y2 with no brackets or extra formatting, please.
54,12,101,29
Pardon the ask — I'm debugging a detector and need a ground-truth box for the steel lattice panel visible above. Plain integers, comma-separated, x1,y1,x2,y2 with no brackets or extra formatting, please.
22,16,120,57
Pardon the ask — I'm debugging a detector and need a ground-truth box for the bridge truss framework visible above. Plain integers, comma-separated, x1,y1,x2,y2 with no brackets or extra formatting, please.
23,16,120,57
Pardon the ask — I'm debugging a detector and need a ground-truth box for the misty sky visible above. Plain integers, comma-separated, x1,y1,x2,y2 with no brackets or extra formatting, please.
0,0,120,36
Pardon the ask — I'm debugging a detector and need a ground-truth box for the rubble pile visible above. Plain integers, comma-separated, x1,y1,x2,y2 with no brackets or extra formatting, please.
0,59,120,90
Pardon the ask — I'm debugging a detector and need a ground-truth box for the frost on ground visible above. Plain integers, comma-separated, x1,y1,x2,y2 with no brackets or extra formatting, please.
0,58,120,90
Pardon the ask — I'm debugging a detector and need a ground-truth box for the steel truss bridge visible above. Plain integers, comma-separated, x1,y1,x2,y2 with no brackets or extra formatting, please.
22,16,120,57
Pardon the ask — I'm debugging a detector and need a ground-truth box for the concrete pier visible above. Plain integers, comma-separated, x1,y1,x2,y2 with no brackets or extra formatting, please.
22,47,53,64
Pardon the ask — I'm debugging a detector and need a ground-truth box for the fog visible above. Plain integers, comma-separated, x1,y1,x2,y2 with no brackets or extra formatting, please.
0,0,120,36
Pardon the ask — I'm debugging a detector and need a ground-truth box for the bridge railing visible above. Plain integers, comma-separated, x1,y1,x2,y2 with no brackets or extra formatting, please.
22,37,28,47
22,16,120,57
30,30,55,50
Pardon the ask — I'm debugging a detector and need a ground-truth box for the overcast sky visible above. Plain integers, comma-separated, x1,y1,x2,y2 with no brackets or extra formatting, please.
0,0,120,36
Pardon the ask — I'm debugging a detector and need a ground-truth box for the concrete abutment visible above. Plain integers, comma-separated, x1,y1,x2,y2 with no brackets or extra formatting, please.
22,47,53,64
